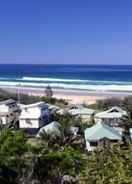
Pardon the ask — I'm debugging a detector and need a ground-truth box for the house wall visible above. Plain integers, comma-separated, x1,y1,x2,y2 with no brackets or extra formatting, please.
0,102,20,125
94,117,122,127
0,104,9,113
23,106,50,117
8,102,20,112
19,119,39,128
1,117,6,124
81,115,91,120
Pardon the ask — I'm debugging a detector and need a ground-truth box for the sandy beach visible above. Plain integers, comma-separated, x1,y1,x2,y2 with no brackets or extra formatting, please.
0,85,131,105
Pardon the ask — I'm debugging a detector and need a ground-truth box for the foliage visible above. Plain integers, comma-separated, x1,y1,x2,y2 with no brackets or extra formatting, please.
0,90,132,183
32,148,82,182
0,126,83,184
45,85,53,98
0,88,41,104
94,97,123,111
0,129,29,184
81,144,132,184
93,95,132,115
41,95,68,106
0,129,28,163
123,96,132,118
0,88,67,106
0,128,131,183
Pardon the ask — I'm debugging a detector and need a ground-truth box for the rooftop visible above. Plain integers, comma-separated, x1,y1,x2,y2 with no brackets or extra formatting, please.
85,120,122,141
37,121,61,137
69,107,95,116
95,106,127,119
21,101,47,109
0,99,16,105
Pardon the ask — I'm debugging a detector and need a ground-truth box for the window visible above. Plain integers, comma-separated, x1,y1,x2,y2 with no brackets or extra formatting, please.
26,119,32,124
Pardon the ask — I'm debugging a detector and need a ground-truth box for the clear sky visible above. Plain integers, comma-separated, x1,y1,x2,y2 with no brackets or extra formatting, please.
0,0,132,65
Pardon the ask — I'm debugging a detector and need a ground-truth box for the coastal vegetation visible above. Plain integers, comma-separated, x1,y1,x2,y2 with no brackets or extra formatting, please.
93,96,132,115
0,88,67,106
0,126,132,183
0,88,41,104
0,89,132,183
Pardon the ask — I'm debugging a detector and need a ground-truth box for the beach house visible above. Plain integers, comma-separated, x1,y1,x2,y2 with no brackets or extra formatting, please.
68,105,95,122
0,99,20,125
95,106,127,127
84,120,122,151
19,102,51,133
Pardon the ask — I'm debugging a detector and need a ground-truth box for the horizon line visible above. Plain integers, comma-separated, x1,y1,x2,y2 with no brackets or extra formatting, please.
0,63,132,66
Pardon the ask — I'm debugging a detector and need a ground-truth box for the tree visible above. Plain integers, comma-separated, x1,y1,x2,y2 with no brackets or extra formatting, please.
0,129,28,184
45,85,53,98
24,148,82,184
81,144,132,184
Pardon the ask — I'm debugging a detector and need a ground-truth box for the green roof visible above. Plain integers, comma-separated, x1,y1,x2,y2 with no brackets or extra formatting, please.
85,121,122,141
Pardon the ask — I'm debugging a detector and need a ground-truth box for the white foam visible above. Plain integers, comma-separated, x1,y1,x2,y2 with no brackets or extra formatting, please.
21,76,132,85
0,76,132,86
0,80,132,92
22,77,85,82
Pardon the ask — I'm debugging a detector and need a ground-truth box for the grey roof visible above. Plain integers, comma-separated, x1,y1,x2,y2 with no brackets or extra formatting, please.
85,120,122,141
47,104,60,110
23,102,47,109
69,107,95,116
0,99,16,105
37,121,61,137
107,106,127,115
95,106,127,119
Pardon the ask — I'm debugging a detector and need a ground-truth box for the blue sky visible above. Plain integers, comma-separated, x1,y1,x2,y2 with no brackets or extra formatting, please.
0,0,132,64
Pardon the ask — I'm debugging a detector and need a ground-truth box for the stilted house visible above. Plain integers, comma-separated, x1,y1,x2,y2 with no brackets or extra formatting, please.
19,102,51,134
0,99,20,127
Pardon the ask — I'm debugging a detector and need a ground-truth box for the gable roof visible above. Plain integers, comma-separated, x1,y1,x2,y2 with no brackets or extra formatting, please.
107,106,127,115
21,102,47,109
69,107,95,116
37,121,61,137
0,99,16,106
85,120,122,141
95,106,127,119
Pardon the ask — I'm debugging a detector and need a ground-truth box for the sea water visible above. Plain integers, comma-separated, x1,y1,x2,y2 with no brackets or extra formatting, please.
0,64,132,91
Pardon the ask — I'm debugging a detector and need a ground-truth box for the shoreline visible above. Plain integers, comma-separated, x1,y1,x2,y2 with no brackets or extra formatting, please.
0,85,131,104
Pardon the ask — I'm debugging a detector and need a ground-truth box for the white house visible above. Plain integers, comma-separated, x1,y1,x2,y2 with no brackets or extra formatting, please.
68,106,95,121
0,99,20,125
95,106,127,127
19,102,50,129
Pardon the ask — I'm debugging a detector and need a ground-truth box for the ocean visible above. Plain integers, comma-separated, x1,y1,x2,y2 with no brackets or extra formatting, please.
0,64,132,91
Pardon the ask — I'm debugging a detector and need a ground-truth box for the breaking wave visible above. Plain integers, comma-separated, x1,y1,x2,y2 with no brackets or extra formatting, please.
0,76,132,92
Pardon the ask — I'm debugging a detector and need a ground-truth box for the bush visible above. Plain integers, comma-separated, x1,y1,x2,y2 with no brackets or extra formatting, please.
41,96,68,106
0,88,41,104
